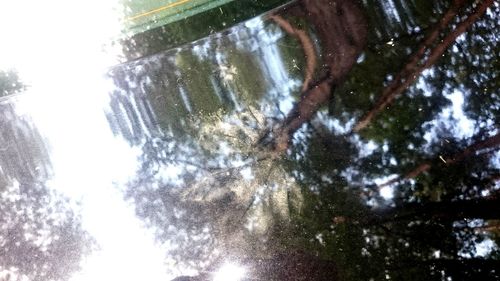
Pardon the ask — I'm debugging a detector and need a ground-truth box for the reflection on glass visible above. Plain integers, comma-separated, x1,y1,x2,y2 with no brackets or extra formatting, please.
0,0,499,280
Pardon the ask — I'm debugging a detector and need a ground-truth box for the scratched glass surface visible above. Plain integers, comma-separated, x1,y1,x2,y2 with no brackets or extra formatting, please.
0,0,499,281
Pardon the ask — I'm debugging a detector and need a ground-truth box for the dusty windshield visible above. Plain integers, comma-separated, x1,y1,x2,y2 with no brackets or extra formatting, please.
0,0,499,280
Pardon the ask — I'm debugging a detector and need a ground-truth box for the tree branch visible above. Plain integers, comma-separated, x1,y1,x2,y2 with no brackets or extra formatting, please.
261,0,367,152
353,0,494,132
378,132,500,187
271,14,317,92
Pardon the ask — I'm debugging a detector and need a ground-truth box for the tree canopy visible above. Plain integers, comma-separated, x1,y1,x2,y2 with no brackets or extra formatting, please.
1,0,498,280
103,0,499,280
0,78,93,281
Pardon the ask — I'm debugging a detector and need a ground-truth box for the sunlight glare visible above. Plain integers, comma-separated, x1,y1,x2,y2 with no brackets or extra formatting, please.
0,1,180,281
213,263,246,281
0,0,124,86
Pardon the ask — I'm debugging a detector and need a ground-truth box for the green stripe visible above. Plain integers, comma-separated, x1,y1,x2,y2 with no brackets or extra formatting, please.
122,0,235,36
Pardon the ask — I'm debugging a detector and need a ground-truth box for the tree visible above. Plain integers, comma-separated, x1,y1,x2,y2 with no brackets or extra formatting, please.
0,98,93,280
101,0,499,280
263,0,368,152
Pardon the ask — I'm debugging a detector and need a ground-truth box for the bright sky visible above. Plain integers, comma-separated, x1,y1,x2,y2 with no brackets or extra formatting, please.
0,1,250,279
0,0,123,81
0,1,183,280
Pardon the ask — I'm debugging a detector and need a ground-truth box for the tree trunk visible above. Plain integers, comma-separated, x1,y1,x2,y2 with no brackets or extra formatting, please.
353,0,494,132
266,0,367,152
